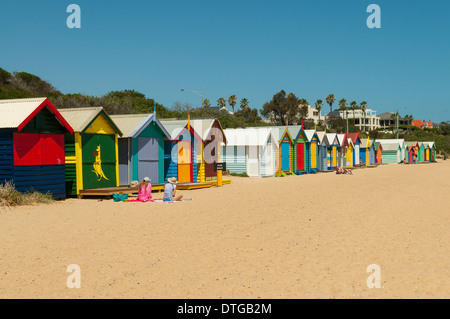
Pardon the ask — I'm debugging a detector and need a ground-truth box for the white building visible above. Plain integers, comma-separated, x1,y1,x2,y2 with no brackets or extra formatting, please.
328,108,380,131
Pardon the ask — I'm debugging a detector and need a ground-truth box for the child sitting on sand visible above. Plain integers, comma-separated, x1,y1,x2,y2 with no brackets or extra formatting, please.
137,177,152,201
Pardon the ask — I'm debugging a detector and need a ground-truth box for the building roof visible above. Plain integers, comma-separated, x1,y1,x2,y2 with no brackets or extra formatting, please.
336,133,347,147
58,107,122,135
304,129,318,142
287,125,303,140
405,141,419,147
378,139,405,148
360,138,371,148
316,131,326,143
347,133,361,144
110,113,170,139
224,127,278,147
161,118,226,143
0,97,74,133
326,133,338,145
379,141,401,151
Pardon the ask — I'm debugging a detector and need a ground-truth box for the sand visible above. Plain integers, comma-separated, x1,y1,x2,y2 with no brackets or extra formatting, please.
0,160,449,299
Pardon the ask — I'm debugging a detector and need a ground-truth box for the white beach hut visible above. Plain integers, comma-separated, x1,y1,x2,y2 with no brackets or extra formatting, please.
222,127,279,177
378,139,404,164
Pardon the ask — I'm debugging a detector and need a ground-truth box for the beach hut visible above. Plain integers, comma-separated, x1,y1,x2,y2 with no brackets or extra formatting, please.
368,139,376,165
405,142,419,163
378,140,402,164
265,126,294,175
110,112,171,185
0,98,74,198
422,142,431,162
58,107,122,196
347,133,362,166
222,127,278,177
304,130,320,173
336,133,348,168
360,138,371,167
428,142,436,162
326,133,340,170
162,118,227,183
289,125,307,174
317,132,329,172
346,138,354,167
378,139,405,161
374,142,383,164
418,142,425,162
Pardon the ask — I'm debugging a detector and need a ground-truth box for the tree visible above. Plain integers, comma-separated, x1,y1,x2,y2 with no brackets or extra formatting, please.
228,95,237,113
350,101,358,122
240,98,249,110
202,99,211,108
298,98,309,121
315,99,323,123
0,68,12,84
326,94,336,114
338,99,348,132
360,101,368,131
260,90,302,126
217,97,226,108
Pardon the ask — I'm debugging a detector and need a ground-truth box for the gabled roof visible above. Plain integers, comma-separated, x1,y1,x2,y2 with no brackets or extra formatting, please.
263,126,294,143
326,133,339,146
287,125,303,141
379,142,401,151
405,141,419,148
428,142,436,149
304,129,319,142
347,133,361,145
0,97,73,133
378,139,405,147
224,127,279,147
161,118,226,143
360,138,371,148
58,107,122,135
110,113,170,139
374,141,383,150
316,131,326,144
336,133,348,147
347,138,354,148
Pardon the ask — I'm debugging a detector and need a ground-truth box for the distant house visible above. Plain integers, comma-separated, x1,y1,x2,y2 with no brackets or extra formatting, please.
327,108,380,131
379,112,408,130
411,120,433,130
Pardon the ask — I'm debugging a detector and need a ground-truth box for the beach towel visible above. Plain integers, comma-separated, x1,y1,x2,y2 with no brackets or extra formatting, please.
113,193,129,202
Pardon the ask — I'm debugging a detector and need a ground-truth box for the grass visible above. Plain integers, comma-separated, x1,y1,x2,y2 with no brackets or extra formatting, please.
230,172,249,177
0,181,54,206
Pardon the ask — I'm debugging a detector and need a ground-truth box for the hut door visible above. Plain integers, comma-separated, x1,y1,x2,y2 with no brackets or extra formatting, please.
296,143,304,171
82,134,116,190
177,140,191,183
118,138,129,185
346,145,353,167
247,146,259,177
265,143,273,176
311,143,317,169
332,146,337,167
281,142,290,171
354,145,360,165
138,137,159,184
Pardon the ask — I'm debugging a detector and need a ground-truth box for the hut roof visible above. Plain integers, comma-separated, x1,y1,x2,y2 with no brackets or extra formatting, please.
0,97,73,133
379,142,400,151
405,141,419,147
316,131,326,143
287,125,304,140
58,107,121,135
224,127,278,147
347,133,361,144
326,133,338,145
304,130,318,142
161,118,226,143
336,133,348,147
110,113,170,139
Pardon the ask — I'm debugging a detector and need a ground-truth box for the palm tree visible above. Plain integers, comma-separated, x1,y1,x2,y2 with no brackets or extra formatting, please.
350,101,358,123
338,99,348,132
315,99,323,123
390,112,397,127
217,97,226,109
228,95,237,113
326,94,335,114
240,98,249,110
202,99,211,108
360,101,368,131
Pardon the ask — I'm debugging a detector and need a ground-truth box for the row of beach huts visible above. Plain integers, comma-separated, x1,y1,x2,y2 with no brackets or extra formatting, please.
222,126,436,178
0,98,437,198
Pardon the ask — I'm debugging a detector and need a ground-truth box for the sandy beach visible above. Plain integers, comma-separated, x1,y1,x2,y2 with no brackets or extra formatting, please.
0,160,449,299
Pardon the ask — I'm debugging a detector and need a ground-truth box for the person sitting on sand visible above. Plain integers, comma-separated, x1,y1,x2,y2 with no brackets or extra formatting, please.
336,167,353,175
137,177,152,201
163,177,183,202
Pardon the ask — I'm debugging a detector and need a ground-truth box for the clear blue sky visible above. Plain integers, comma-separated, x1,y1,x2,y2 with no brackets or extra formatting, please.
1,0,449,122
